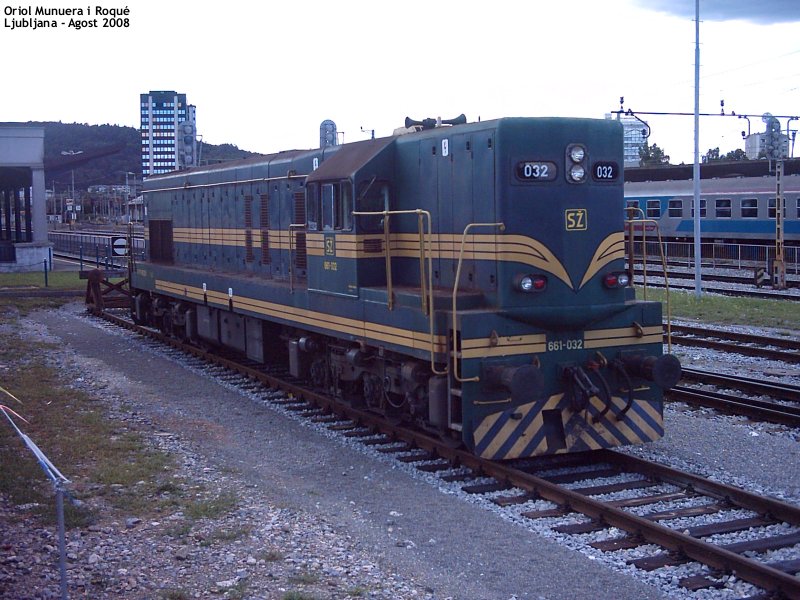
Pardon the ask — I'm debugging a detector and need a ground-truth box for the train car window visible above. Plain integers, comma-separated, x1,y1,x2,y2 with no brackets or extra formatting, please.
768,198,787,219
715,199,732,218
691,199,706,218
741,198,758,218
646,199,660,218
796,198,800,218
306,183,319,231
668,200,682,218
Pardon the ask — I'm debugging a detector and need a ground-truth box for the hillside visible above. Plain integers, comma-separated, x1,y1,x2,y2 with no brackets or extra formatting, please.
29,122,263,194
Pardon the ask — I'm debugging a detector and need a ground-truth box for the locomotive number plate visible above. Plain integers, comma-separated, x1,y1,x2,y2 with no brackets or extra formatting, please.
592,161,619,181
515,161,557,181
546,338,583,352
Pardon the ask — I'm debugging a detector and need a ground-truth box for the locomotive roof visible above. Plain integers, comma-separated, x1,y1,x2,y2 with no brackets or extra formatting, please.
306,137,394,183
144,148,310,183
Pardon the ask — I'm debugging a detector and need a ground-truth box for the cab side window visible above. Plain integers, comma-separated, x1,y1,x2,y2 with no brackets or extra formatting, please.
306,183,319,231
320,181,353,231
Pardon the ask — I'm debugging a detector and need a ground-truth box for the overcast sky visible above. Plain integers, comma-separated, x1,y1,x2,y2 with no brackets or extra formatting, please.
3,0,798,165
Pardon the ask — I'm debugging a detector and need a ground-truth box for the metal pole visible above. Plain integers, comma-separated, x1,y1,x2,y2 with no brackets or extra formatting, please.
56,485,68,599
43,260,48,287
692,0,702,297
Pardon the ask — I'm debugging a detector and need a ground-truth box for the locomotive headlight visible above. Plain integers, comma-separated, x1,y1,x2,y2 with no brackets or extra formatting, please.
515,274,547,293
603,271,631,288
569,164,586,182
569,145,586,163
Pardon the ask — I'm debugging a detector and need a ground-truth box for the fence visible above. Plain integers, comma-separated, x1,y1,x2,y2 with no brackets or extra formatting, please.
1,387,71,599
631,240,799,274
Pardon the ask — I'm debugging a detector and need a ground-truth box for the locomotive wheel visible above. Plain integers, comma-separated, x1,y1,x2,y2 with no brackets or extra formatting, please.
159,312,173,337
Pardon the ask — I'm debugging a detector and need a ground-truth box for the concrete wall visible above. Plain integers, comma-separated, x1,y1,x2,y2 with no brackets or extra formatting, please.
0,124,50,270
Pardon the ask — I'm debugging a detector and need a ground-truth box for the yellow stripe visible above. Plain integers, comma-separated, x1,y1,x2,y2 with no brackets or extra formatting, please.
584,325,662,349
155,280,448,354
475,395,561,459
578,232,625,289
461,333,546,358
166,228,575,287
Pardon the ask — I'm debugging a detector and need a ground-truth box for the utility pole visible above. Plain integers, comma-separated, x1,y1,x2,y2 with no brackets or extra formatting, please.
692,0,702,297
761,113,787,289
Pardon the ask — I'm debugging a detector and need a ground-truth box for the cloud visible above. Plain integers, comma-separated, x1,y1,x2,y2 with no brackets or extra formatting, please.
635,0,800,24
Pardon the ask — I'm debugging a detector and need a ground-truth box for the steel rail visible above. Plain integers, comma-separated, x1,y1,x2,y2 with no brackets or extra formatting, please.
668,385,800,427
668,335,800,363
681,368,800,400
670,324,800,350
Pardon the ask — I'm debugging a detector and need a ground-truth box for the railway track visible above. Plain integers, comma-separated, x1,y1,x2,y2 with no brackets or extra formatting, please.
669,368,800,427
93,309,800,598
668,323,800,363
642,279,800,300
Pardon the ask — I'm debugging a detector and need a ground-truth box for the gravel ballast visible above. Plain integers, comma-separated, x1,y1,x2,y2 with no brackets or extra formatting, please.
2,303,799,599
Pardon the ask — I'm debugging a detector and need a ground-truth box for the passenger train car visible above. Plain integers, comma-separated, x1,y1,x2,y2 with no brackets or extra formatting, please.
129,116,680,460
624,160,800,245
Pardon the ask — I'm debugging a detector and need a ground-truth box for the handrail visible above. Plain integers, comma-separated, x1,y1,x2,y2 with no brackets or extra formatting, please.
625,212,673,353
288,223,305,293
452,222,505,383
352,209,446,375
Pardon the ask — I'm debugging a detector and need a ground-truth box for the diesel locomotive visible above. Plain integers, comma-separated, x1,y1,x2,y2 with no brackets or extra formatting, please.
130,116,680,460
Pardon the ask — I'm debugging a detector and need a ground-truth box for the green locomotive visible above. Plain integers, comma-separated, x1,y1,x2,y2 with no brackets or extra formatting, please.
131,116,680,460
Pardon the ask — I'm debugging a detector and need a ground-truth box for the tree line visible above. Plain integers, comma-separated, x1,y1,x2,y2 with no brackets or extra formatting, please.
638,142,749,167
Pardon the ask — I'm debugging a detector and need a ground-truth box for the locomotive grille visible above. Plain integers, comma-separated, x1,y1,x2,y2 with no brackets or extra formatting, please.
259,193,270,264
244,195,254,263
293,191,307,270
363,238,383,253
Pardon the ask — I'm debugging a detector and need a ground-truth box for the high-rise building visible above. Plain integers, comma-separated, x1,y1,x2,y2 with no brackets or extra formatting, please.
606,113,650,167
140,90,197,177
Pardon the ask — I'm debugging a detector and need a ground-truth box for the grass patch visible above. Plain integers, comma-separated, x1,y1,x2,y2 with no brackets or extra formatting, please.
641,287,799,331
199,525,252,546
0,271,84,290
282,592,319,600
261,549,285,562
184,492,238,520
159,589,192,600
0,315,176,527
288,572,320,585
